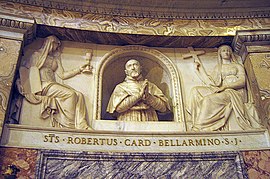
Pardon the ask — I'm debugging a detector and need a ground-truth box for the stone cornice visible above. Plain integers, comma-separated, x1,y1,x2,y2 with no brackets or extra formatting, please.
6,0,270,20
1,2,270,37
0,12,36,45
232,29,270,56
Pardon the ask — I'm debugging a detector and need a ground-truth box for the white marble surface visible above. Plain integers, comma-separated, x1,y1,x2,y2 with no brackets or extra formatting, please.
1,124,269,153
16,40,213,130
93,120,186,132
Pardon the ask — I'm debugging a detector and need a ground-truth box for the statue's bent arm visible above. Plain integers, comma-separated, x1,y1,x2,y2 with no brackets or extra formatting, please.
115,95,141,113
55,58,81,80
145,95,168,112
222,64,246,90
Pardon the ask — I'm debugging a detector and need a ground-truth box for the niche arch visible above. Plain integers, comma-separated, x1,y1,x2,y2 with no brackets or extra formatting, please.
94,46,185,129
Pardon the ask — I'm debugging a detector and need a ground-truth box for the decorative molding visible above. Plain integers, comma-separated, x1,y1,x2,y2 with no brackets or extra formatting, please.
1,2,270,37
232,29,270,55
2,124,269,152
0,12,36,45
0,17,32,30
6,0,270,20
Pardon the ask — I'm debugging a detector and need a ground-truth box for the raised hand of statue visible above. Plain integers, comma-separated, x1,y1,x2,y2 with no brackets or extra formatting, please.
138,80,147,99
80,63,93,74
80,63,88,71
142,79,149,100
194,62,201,71
193,57,202,71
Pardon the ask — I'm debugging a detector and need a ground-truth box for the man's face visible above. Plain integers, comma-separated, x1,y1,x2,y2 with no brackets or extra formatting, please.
125,60,141,78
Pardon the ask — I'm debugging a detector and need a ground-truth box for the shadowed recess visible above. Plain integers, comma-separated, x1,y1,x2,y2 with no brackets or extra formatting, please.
37,25,233,48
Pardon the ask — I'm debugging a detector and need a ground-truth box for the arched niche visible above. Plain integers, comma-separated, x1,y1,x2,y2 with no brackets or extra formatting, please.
94,45,186,131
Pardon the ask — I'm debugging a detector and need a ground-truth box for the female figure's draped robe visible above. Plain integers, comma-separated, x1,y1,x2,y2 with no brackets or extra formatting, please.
189,63,261,131
21,36,89,129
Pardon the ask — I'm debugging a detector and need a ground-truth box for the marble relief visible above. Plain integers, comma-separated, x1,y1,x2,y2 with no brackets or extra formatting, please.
12,36,265,132
107,59,171,121
96,45,184,127
17,36,92,130
187,45,262,131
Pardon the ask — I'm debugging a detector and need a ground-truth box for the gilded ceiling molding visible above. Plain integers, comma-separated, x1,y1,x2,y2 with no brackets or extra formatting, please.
1,2,270,37
5,0,270,20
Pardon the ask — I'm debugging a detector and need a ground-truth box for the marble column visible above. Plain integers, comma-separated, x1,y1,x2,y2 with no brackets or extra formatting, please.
233,29,270,131
0,12,35,138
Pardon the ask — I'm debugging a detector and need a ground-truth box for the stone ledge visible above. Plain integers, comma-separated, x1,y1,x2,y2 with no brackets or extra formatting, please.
1,124,269,153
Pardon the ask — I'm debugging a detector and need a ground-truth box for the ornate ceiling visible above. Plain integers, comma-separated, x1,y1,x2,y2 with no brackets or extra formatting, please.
5,0,270,19
1,0,270,48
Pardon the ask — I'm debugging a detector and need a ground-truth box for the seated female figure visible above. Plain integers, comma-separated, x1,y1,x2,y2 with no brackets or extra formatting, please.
189,45,261,131
18,36,91,130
